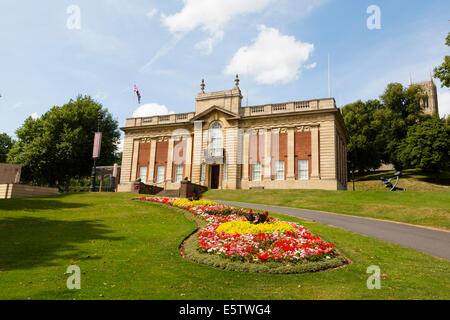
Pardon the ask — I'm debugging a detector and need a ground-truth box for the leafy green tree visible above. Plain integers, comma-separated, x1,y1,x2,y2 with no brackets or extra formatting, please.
434,32,450,88
8,95,121,190
343,82,432,183
342,100,383,175
397,118,449,173
0,132,14,163
378,83,428,168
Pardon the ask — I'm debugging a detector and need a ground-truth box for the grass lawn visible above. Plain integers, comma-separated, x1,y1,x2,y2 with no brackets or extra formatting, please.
0,192,449,300
204,188,450,230
352,169,450,193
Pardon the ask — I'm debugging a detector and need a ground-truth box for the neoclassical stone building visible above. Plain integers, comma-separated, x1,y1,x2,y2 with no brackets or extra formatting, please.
119,76,348,192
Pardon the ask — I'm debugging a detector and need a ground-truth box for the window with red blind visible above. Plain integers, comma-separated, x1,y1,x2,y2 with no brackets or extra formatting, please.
294,131,312,180
249,133,265,181
136,142,151,182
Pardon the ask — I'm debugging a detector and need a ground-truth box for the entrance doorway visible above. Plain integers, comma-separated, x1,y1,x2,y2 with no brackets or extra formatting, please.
210,165,220,189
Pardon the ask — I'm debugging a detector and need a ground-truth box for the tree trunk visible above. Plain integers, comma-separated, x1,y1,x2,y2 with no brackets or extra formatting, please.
65,175,70,193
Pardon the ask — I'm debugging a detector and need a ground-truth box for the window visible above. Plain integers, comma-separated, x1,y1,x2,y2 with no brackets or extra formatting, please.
156,166,165,183
223,163,227,181
210,123,223,149
298,160,309,180
174,165,183,183
252,162,262,181
275,161,285,181
201,163,206,182
139,166,147,184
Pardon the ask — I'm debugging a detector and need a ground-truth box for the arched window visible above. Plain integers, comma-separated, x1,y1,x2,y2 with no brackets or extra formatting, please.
210,123,223,149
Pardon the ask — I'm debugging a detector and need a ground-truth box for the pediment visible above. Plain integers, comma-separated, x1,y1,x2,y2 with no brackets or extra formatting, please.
190,105,240,122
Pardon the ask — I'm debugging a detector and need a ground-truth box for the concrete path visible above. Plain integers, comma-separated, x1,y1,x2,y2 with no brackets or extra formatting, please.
215,200,450,261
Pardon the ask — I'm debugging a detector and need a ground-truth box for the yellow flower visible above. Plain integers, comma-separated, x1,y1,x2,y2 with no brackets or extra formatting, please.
172,199,217,206
216,220,295,235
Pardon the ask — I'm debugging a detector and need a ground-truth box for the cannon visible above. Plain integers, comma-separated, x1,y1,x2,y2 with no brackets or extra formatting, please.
380,171,405,192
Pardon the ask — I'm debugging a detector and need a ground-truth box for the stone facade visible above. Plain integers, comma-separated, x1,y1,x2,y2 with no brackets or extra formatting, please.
0,184,59,199
417,80,439,116
119,76,348,192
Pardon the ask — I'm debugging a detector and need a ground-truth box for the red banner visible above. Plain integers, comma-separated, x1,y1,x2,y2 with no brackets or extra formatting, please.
92,132,102,159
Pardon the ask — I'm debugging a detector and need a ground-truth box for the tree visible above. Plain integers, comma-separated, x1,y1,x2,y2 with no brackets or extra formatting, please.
342,81,433,186
7,95,121,190
0,132,14,163
378,83,428,168
342,100,383,175
434,32,450,88
397,118,449,174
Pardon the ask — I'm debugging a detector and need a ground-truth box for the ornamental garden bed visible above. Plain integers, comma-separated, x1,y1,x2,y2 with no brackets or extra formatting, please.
140,197,349,274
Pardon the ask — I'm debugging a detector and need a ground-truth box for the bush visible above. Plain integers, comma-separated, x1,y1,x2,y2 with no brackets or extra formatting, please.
65,176,93,193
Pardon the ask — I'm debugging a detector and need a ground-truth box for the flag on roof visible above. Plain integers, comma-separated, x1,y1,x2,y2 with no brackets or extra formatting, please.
134,84,141,104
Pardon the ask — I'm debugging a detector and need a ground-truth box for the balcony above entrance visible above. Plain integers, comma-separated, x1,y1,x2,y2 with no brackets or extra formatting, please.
204,148,224,164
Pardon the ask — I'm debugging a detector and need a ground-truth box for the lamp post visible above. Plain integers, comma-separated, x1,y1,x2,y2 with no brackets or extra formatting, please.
89,115,102,192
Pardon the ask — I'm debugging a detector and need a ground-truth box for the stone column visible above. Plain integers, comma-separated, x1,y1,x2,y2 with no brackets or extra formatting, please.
344,141,348,185
287,127,295,180
14,168,21,183
166,138,174,182
263,129,271,181
192,121,203,183
219,164,223,189
185,135,193,180
120,136,134,183
148,139,157,183
311,126,320,179
224,126,239,189
130,139,140,181
242,131,250,181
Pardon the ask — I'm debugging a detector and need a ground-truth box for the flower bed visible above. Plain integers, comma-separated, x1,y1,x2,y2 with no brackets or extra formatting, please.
140,197,337,264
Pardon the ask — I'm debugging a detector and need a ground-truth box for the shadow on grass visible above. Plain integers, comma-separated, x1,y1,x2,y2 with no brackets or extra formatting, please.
0,217,124,271
0,199,89,211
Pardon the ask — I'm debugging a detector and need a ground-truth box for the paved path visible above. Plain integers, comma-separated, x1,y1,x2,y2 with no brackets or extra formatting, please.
215,200,450,261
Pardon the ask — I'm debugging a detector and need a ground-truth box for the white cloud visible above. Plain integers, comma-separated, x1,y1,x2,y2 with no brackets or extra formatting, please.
31,112,39,120
437,90,450,118
224,25,314,85
161,0,273,53
147,9,158,18
305,62,317,69
194,30,224,55
132,103,175,118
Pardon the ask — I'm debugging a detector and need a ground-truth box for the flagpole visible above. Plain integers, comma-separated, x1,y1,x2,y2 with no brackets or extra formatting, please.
246,65,249,107
328,53,331,98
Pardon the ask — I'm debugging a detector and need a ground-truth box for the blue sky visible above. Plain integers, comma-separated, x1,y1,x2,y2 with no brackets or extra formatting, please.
0,0,449,146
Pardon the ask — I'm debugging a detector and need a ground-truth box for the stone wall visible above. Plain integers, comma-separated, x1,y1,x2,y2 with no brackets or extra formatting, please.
0,184,59,199
0,163,21,184
179,179,208,199
133,182,164,195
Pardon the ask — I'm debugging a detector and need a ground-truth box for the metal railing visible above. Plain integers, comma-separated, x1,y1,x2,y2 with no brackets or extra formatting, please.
204,148,224,164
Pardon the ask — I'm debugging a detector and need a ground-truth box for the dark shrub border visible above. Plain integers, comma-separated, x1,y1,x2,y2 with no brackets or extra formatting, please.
146,201,349,274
